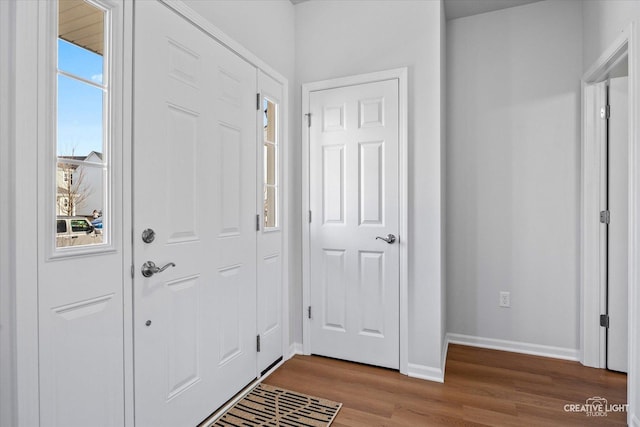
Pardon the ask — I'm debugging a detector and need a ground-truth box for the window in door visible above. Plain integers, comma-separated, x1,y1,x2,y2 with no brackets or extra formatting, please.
263,97,279,229
56,0,109,249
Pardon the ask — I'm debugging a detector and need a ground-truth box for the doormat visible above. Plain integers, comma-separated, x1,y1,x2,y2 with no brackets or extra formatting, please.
212,383,342,426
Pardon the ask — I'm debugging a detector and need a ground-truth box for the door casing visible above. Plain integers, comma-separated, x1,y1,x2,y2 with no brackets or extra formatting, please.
580,22,639,425
301,68,408,375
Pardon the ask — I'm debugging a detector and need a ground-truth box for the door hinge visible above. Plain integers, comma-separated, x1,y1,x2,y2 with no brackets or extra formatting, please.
256,214,260,231
257,335,261,352
257,93,261,111
308,306,312,319
305,113,311,127
600,105,610,119
600,314,609,328
131,265,134,279
309,210,312,223
600,210,610,224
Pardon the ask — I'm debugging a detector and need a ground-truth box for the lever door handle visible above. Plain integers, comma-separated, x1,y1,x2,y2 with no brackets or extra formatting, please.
375,234,396,244
141,261,176,277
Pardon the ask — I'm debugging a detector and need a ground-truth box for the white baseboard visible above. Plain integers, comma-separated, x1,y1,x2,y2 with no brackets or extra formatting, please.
446,333,579,361
407,363,445,383
288,342,303,358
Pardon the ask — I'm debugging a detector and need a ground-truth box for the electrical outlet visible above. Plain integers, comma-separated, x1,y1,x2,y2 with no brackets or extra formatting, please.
499,291,510,308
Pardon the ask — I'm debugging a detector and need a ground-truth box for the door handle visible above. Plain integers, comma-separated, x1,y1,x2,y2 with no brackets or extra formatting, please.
375,234,396,244
141,261,176,277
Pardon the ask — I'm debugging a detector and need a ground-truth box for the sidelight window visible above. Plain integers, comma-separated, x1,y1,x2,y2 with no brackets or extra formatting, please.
263,97,279,229
56,0,109,248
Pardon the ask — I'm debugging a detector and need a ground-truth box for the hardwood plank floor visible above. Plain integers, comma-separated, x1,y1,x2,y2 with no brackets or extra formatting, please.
263,345,627,426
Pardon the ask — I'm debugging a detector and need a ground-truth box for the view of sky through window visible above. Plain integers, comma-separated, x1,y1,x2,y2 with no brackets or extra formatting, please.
57,39,104,158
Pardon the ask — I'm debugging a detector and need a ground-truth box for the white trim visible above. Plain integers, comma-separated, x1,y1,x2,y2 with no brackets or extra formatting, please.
121,1,134,425
581,27,630,369
281,79,291,380
289,342,303,358
581,23,640,425
447,333,580,361
632,414,640,427
301,67,409,374
407,363,444,383
580,80,608,368
14,0,42,425
627,21,639,427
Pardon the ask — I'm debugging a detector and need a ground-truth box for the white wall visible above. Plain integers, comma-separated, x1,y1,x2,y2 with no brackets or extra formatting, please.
583,1,640,71
295,0,445,373
180,0,300,347
0,1,16,425
446,0,583,353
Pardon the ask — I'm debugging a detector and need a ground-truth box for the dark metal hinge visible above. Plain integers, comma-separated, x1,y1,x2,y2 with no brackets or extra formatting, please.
257,335,261,352
256,214,260,231
308,306,312,319
309,210,312,223
305,113,311,127
600,314,609,328
600,105,611,120
600,210,610,224
257,93,261,110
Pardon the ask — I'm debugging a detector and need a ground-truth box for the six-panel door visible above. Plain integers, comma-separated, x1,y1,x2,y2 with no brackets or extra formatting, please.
309,79,400,369
133,2,257,425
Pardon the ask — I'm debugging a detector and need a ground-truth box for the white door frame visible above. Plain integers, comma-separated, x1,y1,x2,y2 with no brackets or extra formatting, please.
301,68,409,374
581,23,639,425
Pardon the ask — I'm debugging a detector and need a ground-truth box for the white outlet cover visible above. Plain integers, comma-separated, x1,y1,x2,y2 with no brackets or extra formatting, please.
499,291,511,308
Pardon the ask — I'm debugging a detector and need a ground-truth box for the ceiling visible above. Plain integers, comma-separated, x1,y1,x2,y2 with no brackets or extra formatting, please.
59,0,104,56
290,0,546,21
443,0,545,20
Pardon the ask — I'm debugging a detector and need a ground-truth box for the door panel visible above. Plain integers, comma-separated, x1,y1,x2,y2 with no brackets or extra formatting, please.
607,76,628,373
133,2,257,425
257,71,284,374
309,79,400,369
38,1,125,425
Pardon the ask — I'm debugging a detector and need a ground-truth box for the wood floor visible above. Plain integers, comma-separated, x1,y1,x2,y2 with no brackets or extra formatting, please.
263,344,627,426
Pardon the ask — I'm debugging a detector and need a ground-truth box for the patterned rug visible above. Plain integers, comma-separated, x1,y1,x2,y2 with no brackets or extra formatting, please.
212,383,342,426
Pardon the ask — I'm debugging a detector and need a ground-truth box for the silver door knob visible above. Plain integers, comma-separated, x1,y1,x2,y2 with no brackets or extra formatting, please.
141,228,156,244
375,234,396,244
141,261,176,277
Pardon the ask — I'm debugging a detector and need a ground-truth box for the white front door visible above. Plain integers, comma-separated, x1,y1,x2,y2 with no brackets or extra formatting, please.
607,76,628,373
308,79,400,369
133,2,257,425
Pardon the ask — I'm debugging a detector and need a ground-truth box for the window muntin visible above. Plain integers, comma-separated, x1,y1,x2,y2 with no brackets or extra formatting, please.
55,0,108,249
263,97,278,229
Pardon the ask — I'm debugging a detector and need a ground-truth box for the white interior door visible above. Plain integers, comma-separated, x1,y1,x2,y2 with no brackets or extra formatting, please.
133,2,257,426
257,71,284,375
607,76,628,373
309,79,400,369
